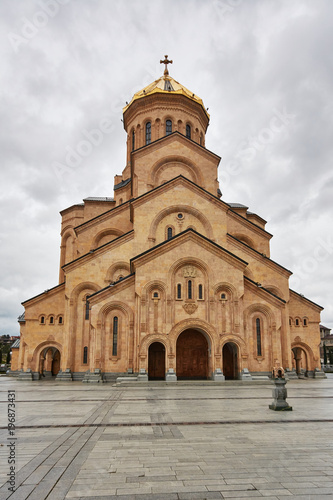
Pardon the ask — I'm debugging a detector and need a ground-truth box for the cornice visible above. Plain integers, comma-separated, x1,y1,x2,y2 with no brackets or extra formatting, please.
289,289,323,311
74,200,131,235
131,228,248,273
227,234,292,278
244,276,286,307
88,274,135,304
62,231,134,273
22,282,66,307
132,131,221,163
228,208,273,239
131,174,227,212
123,92,209,132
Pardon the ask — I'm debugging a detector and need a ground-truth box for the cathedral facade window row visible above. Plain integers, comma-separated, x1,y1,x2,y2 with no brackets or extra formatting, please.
129,118,203,151
175,281,204,300
39,315,63,325
289,317,308,327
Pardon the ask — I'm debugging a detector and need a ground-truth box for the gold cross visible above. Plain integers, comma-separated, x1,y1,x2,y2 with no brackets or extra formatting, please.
160,55,173,76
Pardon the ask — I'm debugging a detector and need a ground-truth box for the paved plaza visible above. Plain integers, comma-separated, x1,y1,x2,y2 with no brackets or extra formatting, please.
0,376,333,500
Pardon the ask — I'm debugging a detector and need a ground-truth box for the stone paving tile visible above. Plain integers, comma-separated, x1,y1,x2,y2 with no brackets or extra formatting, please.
1,376,333,499
258,490,292,497
277,497,333,500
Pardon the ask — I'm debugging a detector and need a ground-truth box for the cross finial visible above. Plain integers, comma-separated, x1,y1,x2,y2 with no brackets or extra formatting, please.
160,55,173,76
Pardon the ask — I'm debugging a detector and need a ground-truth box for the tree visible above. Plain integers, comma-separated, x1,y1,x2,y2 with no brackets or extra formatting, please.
0,348,2,363
330,349,333,365
6,351,11,364
323,342,327,365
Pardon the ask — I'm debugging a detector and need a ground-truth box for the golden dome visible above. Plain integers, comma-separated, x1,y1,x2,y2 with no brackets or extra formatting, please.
123,74,209,119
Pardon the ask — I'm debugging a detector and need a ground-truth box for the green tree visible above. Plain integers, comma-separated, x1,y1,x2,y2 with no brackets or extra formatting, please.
6,351,11,364
0,348,2,363
329,349,333,365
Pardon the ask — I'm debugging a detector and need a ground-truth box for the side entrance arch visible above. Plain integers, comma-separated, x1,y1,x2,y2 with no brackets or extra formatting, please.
40,347,61,377
176,329,209,379
292,347,308,377
222,342,238,380
148,342,165,380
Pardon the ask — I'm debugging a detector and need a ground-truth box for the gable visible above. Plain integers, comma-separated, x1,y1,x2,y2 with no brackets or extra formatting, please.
132,132,220,197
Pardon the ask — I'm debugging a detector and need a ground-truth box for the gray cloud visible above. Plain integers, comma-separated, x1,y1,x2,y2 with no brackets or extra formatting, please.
1,0,332,334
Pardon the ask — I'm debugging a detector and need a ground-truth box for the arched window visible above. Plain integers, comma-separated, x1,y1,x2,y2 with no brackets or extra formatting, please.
49,316,54,324
256,318,262,356
289,318,292,326
186,124,191,139
303,318,307,326
188,280,192,299
131,130,135,151
295,318,299,326
146,122,151,145
153,291,159,298
83,346,88,364
40,316,45,324
112,316,118,356
166,119,172,135
167,227,173,240
221,293,226,300
198,284,203,300
177,283,182,299
58,316,63,325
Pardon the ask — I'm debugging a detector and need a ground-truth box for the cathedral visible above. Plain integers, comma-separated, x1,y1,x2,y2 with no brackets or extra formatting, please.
11,57,325,382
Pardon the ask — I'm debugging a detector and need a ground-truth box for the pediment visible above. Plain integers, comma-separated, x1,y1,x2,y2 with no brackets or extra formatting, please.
131,228,248,274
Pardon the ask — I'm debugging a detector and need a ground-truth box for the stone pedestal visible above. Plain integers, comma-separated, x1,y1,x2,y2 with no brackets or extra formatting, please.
82,369,103,383
269,378,292,411
212,368,225,381
240,368,252,380
165,368,177,382
314,368,326,378
18,369,33,381
55,369,73,381
137,369,148,381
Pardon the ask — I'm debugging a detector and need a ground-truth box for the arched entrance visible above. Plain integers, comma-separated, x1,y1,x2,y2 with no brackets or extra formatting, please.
148,342,165,380
222,342,238,380
292,347,308,377
40,347,61,378
176,329,209,379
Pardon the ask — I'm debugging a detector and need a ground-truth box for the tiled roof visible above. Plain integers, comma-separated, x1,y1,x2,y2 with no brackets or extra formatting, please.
114,178,131,190
83,197,114,202
11,339,20,348
17,312,25,322
227,203,248,209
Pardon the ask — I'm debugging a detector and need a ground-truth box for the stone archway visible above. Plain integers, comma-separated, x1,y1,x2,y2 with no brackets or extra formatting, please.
148,342,165,380
40,347,61,378
222,342,238,380
292,347,308,377
176,329,209,379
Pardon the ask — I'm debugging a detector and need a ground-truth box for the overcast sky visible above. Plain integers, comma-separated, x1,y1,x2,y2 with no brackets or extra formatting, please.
1,0,332,336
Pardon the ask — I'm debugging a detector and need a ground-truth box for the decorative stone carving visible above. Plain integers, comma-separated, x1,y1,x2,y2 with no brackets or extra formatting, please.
294,336,301,342
183,265,197,278
183,302,198,315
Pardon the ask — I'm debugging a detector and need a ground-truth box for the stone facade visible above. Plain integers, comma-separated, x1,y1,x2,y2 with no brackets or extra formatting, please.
13,66,325,382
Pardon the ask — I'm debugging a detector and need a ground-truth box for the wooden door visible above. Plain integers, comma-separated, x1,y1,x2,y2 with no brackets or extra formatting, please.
52,351,61,376
148,342,165,380
176,330,208,379
223,343,237,379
